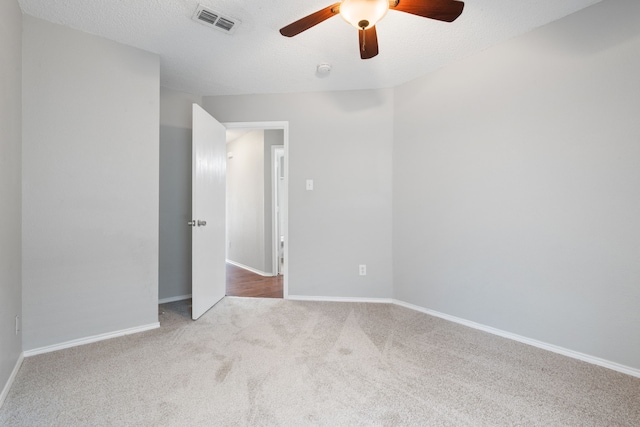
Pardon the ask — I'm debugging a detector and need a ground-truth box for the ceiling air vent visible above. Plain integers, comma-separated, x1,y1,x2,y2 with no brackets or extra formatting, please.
192,4,240,35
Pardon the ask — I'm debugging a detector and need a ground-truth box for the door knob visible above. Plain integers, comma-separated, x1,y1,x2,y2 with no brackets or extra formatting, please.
197,220,207,227
187,220,196,227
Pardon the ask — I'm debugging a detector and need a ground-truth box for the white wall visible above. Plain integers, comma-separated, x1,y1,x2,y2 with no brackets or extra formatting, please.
0,0,23,401
22,16,160,350
393,0,640,370
203,90,394,299
159,87,202,301
227,130,267,272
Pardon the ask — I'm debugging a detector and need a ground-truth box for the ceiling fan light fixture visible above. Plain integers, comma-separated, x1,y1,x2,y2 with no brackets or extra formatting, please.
279,0,464,60
339,0,389,29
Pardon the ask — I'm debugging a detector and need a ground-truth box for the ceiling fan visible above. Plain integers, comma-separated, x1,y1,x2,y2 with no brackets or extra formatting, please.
280,0,464,60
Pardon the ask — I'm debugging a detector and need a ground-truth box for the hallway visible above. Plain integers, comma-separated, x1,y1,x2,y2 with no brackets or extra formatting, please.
225,263,283,298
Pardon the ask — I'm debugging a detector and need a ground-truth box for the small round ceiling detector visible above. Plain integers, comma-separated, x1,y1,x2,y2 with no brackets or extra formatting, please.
316,63,332,77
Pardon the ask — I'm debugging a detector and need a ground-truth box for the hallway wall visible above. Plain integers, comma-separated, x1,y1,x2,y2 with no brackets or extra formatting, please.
226,130,268,273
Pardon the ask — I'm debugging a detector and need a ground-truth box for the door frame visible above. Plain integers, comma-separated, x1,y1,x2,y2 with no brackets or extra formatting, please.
272,145,284,276
223,121,289,298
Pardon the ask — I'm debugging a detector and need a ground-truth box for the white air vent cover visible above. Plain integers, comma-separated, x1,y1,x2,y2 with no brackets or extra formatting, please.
192,4,240,35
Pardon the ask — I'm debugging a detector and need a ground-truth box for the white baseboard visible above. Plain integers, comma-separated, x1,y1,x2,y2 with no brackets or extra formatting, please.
159,294,192,304
226,259,275,277
287,295,393,304
23,322,160,357
393,299,640,379
0,352,24,409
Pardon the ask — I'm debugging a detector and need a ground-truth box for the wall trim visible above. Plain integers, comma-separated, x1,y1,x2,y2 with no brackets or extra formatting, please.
159,294,192,304
287,295,393,304
226,259,275,277
0,352,24,409
23,323,160,357
393,299,640,379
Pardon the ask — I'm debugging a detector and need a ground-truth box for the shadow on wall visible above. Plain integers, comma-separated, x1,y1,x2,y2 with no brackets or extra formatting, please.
159,125,192,300
320,88,390,113
530,0,640,56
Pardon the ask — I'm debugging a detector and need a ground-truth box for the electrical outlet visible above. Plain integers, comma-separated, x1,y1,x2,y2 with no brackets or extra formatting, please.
15,315,20,335
359,264,367,276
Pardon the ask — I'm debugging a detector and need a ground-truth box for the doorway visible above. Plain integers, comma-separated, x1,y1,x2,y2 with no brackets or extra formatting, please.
224,122,289,298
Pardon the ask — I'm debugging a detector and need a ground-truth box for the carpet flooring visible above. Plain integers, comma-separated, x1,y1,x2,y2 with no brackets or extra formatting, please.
1,297,639,426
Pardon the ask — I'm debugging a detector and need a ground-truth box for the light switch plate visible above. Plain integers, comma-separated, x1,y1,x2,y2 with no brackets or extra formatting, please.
306,179,314,190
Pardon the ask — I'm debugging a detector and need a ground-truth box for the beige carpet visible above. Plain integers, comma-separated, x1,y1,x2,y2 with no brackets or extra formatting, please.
1,297,639,426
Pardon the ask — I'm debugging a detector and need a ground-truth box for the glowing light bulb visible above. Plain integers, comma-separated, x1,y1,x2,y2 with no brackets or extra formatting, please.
339,0,389,30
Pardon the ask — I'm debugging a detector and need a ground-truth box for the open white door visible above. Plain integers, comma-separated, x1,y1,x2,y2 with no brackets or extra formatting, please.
191,104,226,319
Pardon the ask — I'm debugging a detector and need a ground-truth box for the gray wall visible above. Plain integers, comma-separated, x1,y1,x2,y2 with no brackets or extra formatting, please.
264,130,284,273
0,0,23,398
393,0,640,370
22,16,160,350
227,130,267,272
159,87,202,301
203,90,394,299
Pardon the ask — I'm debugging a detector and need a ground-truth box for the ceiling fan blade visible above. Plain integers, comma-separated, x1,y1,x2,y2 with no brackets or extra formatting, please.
390,0,464,22
280,3,341,37
359,26,379,60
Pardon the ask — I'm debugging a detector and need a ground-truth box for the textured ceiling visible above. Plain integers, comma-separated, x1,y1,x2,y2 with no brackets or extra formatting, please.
17,0,602,96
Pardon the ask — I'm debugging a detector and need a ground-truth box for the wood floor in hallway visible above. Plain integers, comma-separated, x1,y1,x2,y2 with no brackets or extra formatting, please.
226,263,283,298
